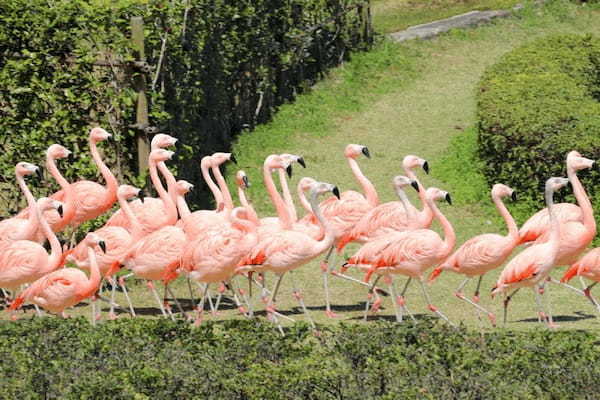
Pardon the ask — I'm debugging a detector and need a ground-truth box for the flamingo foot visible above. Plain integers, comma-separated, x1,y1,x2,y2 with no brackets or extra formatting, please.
325,310,339,318
538,287,545,295
584,288,592,298
95,312,102,322
292,290,302,301
454,292,464,299
146,281,155,290
218,283,226,293
320,261,328,273
428,304,438,312
548,322,560,329
473,295,480,303
370,298,382,313
238,306,247,315
538,311,547,321
266,303,277,314
396,296,405,306
108,311,117,320
238,288,246,296
488,313,496,327
118,277,126,286
10,314,18,321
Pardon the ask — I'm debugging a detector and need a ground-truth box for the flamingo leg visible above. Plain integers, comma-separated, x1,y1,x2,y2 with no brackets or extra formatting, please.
331,270,390,295
455,277,496,327
33,304,43,317
398,278,415,321
108,277,118,319
364,275,382,322
166,286,187,319
289,272,315,329
540,282,557,328
226,279,251,318
502,288,519,325
187,278,197,309
212,283,225,315
147,281,168,318
321,246,337,318
194,283,210,325
387,277,403,322
265,274,285,322
534,286,549,325
583,282,600,314
549,277,583,295
118,274,136,317
91,294,97,326
418,280,455,327
161,284,176,321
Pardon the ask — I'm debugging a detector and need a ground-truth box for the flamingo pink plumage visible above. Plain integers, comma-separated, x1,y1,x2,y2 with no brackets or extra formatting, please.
492,177,570,327
9,233,105,318
342,187,455,323
561,248,600,313
428,184,519,326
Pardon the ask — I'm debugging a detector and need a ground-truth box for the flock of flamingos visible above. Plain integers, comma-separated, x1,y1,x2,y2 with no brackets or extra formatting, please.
1,127,600,329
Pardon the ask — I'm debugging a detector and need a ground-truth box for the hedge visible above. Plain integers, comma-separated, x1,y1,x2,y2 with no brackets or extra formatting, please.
0,0,372,219
476,34,600,222
1,318,600,398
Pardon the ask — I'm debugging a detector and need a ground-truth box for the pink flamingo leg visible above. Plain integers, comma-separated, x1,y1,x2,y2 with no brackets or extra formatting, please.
321,246,338,318
386,276,403,322
118,274,136,317
146,281,168,318
165,285,187,318
289,272,316,329
583,282,600,314
548,277,584,296
194,283,210,326
502,289,519,325
533,286,554,328
418,280,455,327
454,277,496,327
363,275,383,322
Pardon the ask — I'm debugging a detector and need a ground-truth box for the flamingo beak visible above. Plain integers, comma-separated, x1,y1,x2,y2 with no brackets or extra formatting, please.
445,193,452,205
139,189,145,204
57,204,64,219
511,191,517,202
332,186,341,199
286,165,293,178
230,154,238,164
242,175,250,188
36,167,43,180
298,157,306,168
422,161,430,174
362,147,371,159
98,240,107,254
410,181,420,192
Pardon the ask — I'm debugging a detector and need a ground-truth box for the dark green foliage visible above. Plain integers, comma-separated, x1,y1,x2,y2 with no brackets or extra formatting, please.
0,0,371,221
477,34,600,224
1,318,600,398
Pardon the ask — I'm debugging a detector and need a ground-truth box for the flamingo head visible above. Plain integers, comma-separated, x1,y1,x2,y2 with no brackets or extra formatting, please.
37,197,64,218
212,152,237,166
150,149,174,163
151,134,178,150
492,184,517,202
298,177,318,193
345,144,370,159
426,187,452,206
566,151,594,172
176,180,194,195
403,155,429,175
546,177,570,193
236,170,250,189
117,184,142,201
90,127,111,142
84,232,107,254
310,181,340,200
264,154,288,173
15,162,40,179
46,144,71,160
392,175,419,192
200,155,213,170
280,153,306,168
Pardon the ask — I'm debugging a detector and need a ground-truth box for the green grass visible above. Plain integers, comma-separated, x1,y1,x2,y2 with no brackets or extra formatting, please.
9,0,600,332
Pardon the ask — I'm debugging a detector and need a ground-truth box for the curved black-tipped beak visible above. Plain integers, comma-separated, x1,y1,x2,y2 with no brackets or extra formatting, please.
410,181,420,192
68,152,75,163
286,165,293,178
230,154,238,164
511,191,517,202
445,193,452,205
362,147,371,159
139,189,145,204
57,204,64,219
242,175,250,188
332,186,341,199
98,240,107,254
36,167,43,180
422,161,430,175
297,157,306,168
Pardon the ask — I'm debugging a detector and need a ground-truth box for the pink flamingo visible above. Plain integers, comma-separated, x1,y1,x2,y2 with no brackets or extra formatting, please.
0,163,43,247
0,198,64,306
10,233,105,322
235,170,259,224
237,180,340,328
518,151,594,245
428,184,519,326
337,155,431,251
492,177,570,328
342,187,455,324
561,248,600,313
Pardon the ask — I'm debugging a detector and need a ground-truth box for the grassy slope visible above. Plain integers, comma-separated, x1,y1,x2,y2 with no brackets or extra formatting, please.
11,1,600,331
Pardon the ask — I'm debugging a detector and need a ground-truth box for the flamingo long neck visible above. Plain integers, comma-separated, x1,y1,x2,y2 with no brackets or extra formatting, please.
395,188,414,223
568,166,596,238
237,186,260,225
149,158,177,225
545,188,561,256
298,185,313,216
348,157,379,207
211,164,234,214
36,204,62,272
493,193,518,242
278,169,297,222
89,138,118,209
16,172,38,239
427,198,455,260
201,160,223,211
263,164,292,230
46,155,76,230
232,211,257,234
79,246,102,300
404,167,433,227
118,193,144,241
176,193,191,221
309,191,335,254
157,162,178,206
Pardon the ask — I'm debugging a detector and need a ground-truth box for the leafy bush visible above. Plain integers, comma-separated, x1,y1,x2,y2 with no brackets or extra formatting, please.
477,34,600,223
0,0,372,220
1,318,600,398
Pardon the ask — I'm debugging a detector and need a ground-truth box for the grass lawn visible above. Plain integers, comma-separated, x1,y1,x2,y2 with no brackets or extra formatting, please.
9,0,600,332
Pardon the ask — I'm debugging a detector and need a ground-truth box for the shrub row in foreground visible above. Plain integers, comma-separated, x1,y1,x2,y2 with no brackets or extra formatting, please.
1,318,600,398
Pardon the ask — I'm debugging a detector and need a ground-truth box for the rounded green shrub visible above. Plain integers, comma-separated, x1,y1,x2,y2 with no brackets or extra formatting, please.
477,34,600,222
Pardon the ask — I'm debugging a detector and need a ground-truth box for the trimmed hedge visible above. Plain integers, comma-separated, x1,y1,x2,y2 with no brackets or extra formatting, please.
477,34,600,221
0,0,372,218
1,318,600,398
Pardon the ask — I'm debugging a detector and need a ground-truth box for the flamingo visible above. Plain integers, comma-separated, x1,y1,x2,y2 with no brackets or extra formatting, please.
0,198,64,303
428,184,519,326
492,177,570,327
561,248,600,314
237,180,340,328
16,145,77,241
9,233,106,322
342,187,455,324
235,170,259,224
0,162,42,247
518,151,594,245
336,155,431,251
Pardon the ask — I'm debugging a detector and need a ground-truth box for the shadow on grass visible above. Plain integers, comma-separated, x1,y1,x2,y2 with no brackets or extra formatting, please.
516,310,596,324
